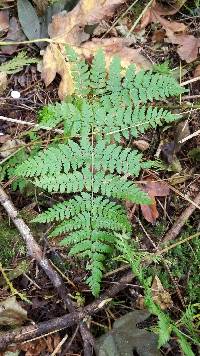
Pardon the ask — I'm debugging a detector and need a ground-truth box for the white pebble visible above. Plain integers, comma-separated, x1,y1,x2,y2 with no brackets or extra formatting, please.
11,90,21,99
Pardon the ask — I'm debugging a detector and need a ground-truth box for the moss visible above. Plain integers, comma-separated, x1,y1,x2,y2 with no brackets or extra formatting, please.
0,218,26,266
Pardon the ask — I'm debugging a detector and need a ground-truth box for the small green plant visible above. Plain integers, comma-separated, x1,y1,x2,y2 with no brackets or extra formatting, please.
15,48,185,296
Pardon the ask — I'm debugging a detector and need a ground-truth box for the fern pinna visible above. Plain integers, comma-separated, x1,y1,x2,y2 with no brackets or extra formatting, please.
15,49,184,296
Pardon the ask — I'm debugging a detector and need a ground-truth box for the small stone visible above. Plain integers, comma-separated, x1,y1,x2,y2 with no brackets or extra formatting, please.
11,90,21,99
132,139,150,151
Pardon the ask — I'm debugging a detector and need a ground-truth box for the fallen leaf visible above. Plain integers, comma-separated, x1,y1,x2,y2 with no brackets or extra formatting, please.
0,134,10,144
32,0,49,16
1,17,26,55
152,0,187,16
194,64,200,77
0,139,24,158
165,29,200,63
140,178,170,224
0,72,7,94
161,120,190,164
140,197,159,224
132,139,150,151
19,334,60,354
42,43,74,100
78,37,152,71
152,29,166,43
137,276,173,310
0,10,9,34
0,296,27,326
42,0,152,99
17,0,41,42
140,0,187,32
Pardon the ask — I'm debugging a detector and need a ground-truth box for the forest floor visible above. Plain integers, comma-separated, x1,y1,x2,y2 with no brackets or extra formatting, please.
0,0,200,355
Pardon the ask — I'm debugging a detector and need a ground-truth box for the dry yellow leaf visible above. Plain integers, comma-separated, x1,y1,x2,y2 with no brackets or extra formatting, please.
42,43,74,100
42,0,152,99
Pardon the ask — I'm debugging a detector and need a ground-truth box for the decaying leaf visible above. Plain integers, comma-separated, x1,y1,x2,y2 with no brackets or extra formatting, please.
0,10,9,34
0,72,7,94
42,0,151,99
140,0,187,32
137,276,173,310
0,296,27,326
149,0,187,16
1,17,26,55
161,120,190,166
194,64,200,78
32,0,49,16
132,139,150,151
77,38,152,71
165,29,200,63
0,139,24,158
18,333,61,354
42,43,74,100
140,178,170,224
139,0,200,63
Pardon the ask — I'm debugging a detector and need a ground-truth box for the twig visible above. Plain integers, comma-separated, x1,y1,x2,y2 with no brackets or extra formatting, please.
162,191,200,244
180,76,200,86
0,271,134,350
0,116,64,134
51,331,69,356
127,0,154,35
179,129,200,143
0,186,94,353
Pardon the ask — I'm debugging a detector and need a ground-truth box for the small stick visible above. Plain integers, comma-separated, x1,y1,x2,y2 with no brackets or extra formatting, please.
0,185,94,353
0,116,64,134
162,191,200,244
180,76,200,87
179,129,200,143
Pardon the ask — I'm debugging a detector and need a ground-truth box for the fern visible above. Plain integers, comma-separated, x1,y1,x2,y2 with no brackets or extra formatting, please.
0,51,38,74
15,49,185,296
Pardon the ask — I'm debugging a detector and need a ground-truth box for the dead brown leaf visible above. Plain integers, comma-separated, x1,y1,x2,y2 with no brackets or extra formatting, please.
0,10,9,34
132,139,150,151
140,178,170,224
78,38,152,71
42,0,151,99
140,7,186,32
152,0,187,16
1,17,26,55
140,0,187,31
32,0,49,16
0,296,27,326
194,64,200,78
19,333,61,355
137,276,173,310
42,43,74,100
165,29,200,63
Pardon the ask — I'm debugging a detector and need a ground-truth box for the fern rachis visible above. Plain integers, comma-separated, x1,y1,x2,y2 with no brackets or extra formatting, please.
15,48,185,296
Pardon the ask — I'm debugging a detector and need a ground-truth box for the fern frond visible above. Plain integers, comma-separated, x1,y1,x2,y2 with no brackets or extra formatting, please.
0,51,38,74
16,137,151,179
25,168,150,204
90,49,106,95
15,48,185,297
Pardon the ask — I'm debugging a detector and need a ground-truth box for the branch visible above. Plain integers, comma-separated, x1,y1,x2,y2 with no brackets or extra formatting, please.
0,186,94,354
162,191,200,244
0,271,134,350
